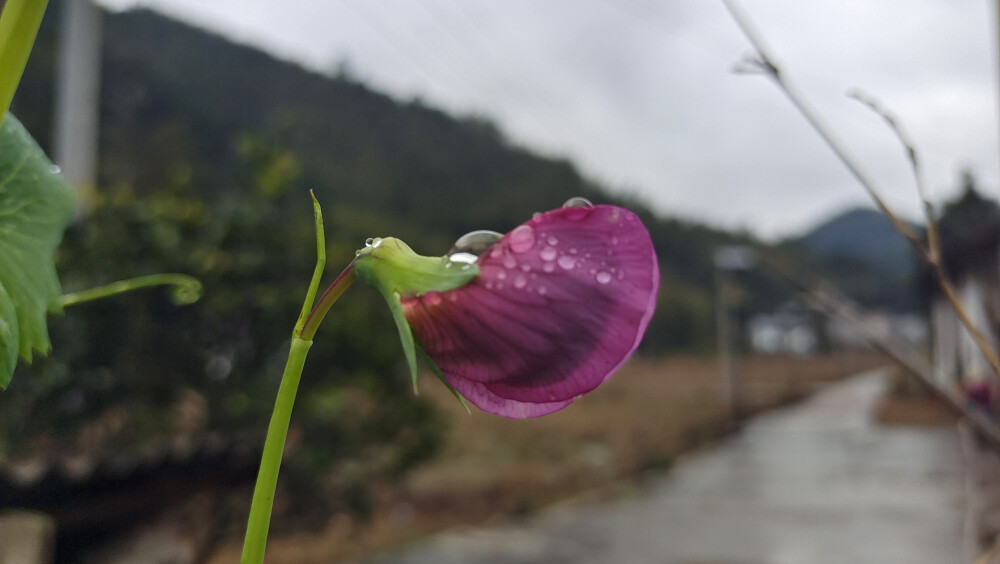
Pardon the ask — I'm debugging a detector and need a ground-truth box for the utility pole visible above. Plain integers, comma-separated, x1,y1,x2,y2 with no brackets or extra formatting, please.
714,246,756,420
53,0,101,215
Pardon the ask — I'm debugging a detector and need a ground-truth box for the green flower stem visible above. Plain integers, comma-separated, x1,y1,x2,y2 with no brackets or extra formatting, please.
0,0,49,123
241,334,311,564
59,273,203,307
242,194,350,564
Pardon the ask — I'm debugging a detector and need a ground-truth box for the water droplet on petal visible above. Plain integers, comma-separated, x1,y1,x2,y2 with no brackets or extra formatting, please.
520,264,531,272
543,262,556,273
497,270,507,280
557,255,576,270
563,196,594,208
611,236,619,245
540,247,557,261
513,274,527,289
508,225,536,253
50,164,62,174
596,271,613,284
448,252,478,264
616,270,626,280
503,255,517,269
355,250,361,257
449,230,503,257
532,212,542,219
372,238,383,248
365,238,374,247
538,286,547,295
547,235,559,246
424,292,442,306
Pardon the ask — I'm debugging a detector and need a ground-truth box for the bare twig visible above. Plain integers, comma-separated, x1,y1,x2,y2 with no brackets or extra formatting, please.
847,88,941,262
722,0,1000,382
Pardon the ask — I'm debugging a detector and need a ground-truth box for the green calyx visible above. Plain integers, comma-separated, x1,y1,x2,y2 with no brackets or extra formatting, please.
354,237,477,400
353,237,478,297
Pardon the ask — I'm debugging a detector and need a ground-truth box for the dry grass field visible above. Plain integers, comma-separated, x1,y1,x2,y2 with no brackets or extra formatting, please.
208,352,888,563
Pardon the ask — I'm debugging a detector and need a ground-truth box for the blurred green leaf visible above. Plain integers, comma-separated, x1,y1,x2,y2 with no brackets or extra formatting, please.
0,113,75,387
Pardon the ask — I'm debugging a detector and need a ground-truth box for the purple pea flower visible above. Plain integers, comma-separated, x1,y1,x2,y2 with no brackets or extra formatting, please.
395,202,659,418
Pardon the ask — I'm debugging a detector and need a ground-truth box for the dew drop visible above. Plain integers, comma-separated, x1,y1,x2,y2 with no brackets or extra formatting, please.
355,250,361,257
532,212,542,219
49,164,62,174
520,264,531,273
513,274,527,289
596,271,613,285
508,225,536,253
562,196,594,208
372,238,383,248
538,286,548,295
424,292,442,306
497,270,507,280
569,248,577,255
547,235,559,246
448,252,479,264
365,238,374,247
611,236,619,245
557,255,576,270
449,230,503,257
503,255,517,269
617,269,626,280
540,247,557,261
543,262,556,273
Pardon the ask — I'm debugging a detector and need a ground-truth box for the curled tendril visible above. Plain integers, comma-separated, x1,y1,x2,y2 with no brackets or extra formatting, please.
59,273,203,308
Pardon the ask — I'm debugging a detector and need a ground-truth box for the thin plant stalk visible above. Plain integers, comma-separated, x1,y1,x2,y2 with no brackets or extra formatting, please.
0,0,49,123
722,0,1000,380
241,194,355,564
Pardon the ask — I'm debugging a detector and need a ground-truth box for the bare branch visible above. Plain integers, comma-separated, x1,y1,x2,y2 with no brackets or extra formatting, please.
848,88,941,262
721,0,924,247
723,0,1000,414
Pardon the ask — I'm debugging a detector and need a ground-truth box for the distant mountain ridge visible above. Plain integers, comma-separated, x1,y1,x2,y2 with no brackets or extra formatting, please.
792,206,919,309
795,207,917,273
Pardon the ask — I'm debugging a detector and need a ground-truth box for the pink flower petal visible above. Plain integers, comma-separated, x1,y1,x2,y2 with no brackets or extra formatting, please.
402,204,659,417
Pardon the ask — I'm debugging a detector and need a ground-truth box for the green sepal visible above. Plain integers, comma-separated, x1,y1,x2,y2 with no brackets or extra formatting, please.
384,290,419,394
353,236,479,397
417,344,470,414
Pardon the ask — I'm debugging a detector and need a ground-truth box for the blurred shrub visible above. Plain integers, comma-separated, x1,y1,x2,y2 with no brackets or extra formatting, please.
0,142,446,523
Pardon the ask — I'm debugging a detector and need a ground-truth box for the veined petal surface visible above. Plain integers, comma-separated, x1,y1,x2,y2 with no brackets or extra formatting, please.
402,204,658,417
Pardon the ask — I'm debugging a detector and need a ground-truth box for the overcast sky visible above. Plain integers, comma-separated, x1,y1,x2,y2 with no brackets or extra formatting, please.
97,0,1000,240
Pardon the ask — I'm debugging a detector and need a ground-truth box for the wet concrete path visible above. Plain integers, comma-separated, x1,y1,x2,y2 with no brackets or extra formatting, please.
366,370,969,564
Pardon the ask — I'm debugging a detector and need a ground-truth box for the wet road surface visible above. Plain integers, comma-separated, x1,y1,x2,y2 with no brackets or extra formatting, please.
366,370,967,564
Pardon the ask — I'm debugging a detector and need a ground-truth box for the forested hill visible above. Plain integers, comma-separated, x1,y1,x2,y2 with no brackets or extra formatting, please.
15,4,782,352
